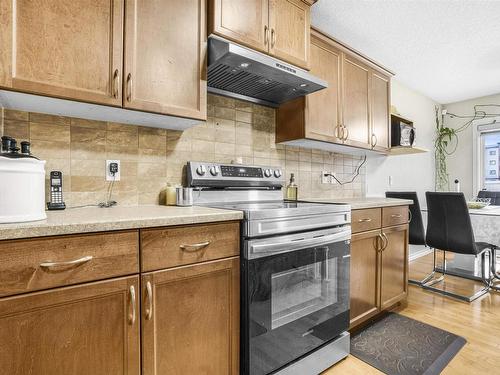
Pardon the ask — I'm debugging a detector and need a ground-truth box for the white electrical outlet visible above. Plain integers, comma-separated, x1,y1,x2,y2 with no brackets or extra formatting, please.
321,171,331,184
106,160,121,181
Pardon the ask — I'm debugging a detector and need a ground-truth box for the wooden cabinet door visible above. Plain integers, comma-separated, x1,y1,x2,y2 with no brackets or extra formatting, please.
349,229,381,328
124,0,207,120
0,276,140,375
142,257,239,375
380,225,409,309
342,54,371,148
0,0,123,106
269,0,310,69
210,0,269,54
371,71,391,152
304,32,342,142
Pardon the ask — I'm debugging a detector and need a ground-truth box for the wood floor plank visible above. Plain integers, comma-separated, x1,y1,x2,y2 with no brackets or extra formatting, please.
323,252,500,374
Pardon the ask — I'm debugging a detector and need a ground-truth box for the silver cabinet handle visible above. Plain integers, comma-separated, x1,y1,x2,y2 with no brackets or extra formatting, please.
358,218,372,223
371,133,378,148
112,69,120,98
343,126,350,141
145,281,153,321
271,28,276,47
40,255,93,270
381,232,389,251
391,214,402,218
126,73,132,102
129,285,136,325
180,241,211,252
376,233,384,252
264,25,269,45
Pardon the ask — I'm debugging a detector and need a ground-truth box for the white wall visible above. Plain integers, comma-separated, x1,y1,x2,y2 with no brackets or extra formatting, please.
444,93,500,199
365,79,437,205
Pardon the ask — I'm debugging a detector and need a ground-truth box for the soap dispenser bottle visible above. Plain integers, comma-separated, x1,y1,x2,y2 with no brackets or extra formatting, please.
286,173,298,201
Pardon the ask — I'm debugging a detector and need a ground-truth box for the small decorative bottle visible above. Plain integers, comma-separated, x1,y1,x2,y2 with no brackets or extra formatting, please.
286,173,298,201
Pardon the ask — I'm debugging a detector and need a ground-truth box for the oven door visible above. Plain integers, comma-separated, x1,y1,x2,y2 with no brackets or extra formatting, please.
242,227,350,375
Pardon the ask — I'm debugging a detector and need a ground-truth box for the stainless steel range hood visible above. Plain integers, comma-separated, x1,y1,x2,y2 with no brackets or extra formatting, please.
207,36,327,108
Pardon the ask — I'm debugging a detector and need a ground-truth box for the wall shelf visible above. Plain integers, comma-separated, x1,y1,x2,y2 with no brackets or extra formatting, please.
389,146,429,155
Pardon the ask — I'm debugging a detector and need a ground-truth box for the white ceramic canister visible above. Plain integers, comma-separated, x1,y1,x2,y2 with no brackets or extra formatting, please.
0,156,47,223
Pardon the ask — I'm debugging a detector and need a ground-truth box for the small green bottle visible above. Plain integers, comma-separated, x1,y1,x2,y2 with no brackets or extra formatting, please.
286,173,298,200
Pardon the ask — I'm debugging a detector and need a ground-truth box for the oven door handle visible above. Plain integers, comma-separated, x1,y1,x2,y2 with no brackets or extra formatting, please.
249,231,350,257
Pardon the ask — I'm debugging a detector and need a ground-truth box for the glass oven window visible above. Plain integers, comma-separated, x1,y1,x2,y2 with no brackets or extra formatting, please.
271,252,338,329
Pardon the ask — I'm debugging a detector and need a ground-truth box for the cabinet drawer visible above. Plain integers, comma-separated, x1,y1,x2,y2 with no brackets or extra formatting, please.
141,221,240,271
382,206,409,227
0,231,139,297
352,208,382,233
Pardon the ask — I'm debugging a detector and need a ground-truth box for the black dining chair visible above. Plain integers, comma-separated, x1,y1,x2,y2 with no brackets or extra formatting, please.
385,191,435,286
422,192,495,302
478,190,500,205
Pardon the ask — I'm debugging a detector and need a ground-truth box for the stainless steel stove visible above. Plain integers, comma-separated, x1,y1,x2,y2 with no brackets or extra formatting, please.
187,161,351,375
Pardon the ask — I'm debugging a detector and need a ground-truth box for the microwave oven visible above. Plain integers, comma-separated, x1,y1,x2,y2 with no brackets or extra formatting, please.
391,120,415,147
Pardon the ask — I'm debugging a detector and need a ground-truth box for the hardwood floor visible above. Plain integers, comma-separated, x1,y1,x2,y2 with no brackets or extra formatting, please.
323,251,500,374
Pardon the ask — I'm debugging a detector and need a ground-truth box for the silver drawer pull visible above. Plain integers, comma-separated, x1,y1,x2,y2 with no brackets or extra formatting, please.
358,218,372,223
40,255,93,270
179,241,211,252
391,214,402,218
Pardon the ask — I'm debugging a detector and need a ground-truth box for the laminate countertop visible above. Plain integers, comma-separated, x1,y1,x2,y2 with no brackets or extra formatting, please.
0,205,244,241
304,197,413,209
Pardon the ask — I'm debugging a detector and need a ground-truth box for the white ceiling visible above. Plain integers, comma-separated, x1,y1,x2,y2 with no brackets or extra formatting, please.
311,0,500,104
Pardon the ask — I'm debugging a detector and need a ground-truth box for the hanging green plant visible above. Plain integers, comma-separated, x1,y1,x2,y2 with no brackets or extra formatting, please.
434,106,458,191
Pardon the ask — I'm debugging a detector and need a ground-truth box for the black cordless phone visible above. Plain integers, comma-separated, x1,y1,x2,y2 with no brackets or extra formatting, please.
47,171,66,210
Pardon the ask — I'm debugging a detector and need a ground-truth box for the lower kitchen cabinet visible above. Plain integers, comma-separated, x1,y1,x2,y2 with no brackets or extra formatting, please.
349,207,409,329
0,276,140,375
141,256,240,375
380,224,409,309
349,229,381,328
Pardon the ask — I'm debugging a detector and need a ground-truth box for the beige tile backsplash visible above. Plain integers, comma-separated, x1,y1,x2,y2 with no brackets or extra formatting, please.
0,95,365,206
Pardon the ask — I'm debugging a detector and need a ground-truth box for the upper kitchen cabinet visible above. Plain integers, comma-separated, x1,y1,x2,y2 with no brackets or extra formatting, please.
0,0,124,106
342,54,371,149
370,71,391,151
124,0,207,120
268,0,311,69
276,28,393,154
209,0,313,70
209,0,269,53
276,30,342,143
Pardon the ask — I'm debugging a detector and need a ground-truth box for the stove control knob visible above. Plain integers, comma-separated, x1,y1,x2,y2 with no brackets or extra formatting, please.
274,169,282,178
196,165,206,176
264,169,272,178
210,166,220,176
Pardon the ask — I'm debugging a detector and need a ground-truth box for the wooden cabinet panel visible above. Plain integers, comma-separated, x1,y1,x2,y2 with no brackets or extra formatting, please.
382,206,409,228
124,0,207,119
0,231,139,297
380,225,408,309
0,0,123,106
349,230,381,328
269,0,310,69
371,71,390,151
141,221,240,271
351,208,382,234
0,276,140,375
342,54,370,148
209,0,269,53
304,34,342,141
142,257,239,375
